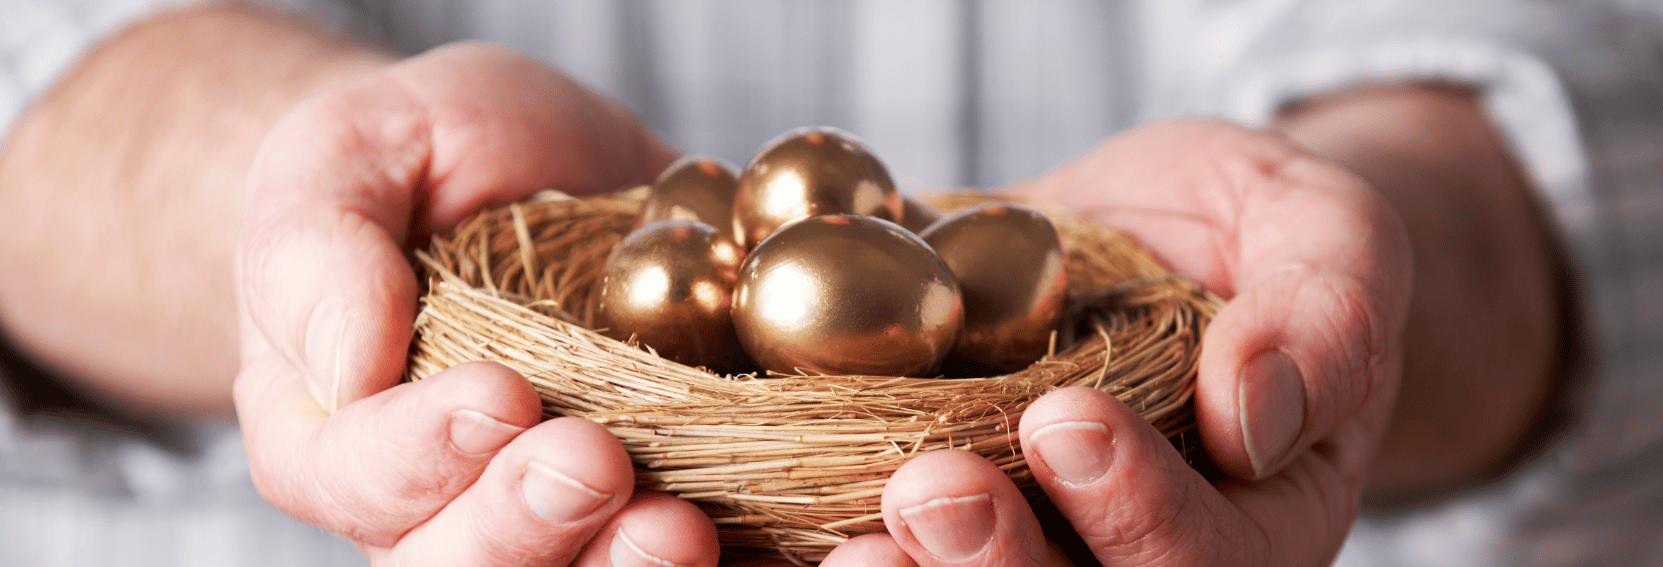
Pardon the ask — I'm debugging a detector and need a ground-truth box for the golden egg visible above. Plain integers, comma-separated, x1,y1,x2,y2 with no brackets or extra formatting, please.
920,203,1068,375
732,214,962,377
638,156,739,232
732,127,903,249
899,194,943,234
596,219,748,373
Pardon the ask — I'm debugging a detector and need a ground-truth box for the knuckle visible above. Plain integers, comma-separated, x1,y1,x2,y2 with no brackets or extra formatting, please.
365,415,477,504
265,74,432,193
1067,456,1198,559
1314,273,1393,411
1079,483,1195,565
309,459,411,547
463,506,563,566
296,414,480,546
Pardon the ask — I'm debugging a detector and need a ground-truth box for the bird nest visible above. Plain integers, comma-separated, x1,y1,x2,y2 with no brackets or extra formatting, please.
405,189,1220,563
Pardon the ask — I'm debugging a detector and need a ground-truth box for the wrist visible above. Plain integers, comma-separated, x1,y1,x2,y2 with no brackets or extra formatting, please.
0,3,391,418
1276,83,1567,506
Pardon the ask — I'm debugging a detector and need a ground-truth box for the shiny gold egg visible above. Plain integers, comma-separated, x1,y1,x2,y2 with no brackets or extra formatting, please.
638,155,739,231
596,219,748,373
920,203,1068,375
732,214,962,377
899,194,943,234
732,127,903,249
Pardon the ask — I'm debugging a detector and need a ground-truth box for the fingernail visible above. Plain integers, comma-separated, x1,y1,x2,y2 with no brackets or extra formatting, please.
1029,421,1113,486
522,460,612,524
897,493,995,562
611,528,685,567
304,295,352,413
448,410,524,455
1240,350,1305,478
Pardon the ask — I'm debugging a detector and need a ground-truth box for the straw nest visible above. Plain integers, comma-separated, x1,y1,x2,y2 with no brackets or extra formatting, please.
405,189,1221,563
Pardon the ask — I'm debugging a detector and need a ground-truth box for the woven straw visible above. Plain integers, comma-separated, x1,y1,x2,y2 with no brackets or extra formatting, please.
405,189,1220,563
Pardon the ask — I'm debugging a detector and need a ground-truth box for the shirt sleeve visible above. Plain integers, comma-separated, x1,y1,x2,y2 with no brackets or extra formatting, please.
1149,0,1663,465
1142,0,1592,221
0,0,376,138
0,0,182,135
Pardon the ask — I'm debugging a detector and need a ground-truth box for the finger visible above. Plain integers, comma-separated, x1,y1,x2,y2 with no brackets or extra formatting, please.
1021,387,1357,566
237,42,674,411
880,450,1071,567
1002,117,1281,292
571,494,720,567
1013,118,1412,480
1189,132,1410,481
236,360,542,546
380,42,678,238
821,534,919,567
376,416,638,566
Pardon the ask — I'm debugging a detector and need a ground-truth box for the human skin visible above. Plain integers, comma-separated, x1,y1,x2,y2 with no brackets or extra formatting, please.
1277,84,1564,507
0,5,716,567
0,4,1563,567
820,88,1561,566
829,118,1414,567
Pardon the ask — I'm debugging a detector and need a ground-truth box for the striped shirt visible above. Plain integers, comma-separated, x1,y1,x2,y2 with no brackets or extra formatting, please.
4,1,1662,565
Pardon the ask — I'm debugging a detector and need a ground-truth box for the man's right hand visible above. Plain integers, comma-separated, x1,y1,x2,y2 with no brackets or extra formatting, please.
234,42,718,566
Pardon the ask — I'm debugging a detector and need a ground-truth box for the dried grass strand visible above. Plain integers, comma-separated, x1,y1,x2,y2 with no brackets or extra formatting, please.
406,190,1220,563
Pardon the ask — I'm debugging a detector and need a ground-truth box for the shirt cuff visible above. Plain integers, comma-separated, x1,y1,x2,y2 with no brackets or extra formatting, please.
1217,36,1596,232
0,0,198,136
0,0,368,138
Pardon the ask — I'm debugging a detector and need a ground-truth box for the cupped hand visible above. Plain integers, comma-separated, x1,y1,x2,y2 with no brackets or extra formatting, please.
233,43,719,566
823,118,1413,566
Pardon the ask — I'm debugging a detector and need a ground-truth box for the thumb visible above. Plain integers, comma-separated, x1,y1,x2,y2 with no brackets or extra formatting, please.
237,43,676,411
1011,119,1412,481
1194,153,1412,481
236,69,432,410
1020,387,1358,566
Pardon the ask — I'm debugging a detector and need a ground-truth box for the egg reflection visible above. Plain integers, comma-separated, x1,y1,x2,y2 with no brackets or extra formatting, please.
732,214,962,377
596,219,747,373
732,127,903,248
748,265,816,329
921,203,1068,375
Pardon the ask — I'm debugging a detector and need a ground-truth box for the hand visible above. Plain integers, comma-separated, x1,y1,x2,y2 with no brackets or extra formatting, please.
822,117,1413,566
234,43,720,566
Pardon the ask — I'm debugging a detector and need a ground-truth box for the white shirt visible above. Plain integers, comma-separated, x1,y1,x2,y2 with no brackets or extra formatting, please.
4,1,1662,565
